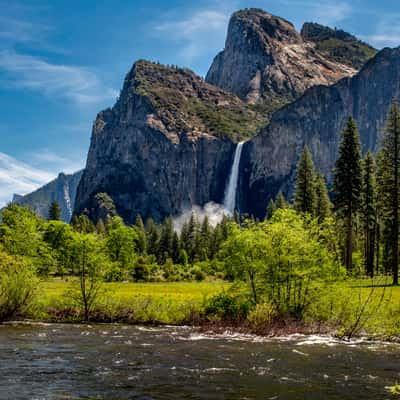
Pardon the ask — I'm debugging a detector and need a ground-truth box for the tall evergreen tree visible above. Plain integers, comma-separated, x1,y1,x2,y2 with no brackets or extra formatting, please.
293,145,317,214
145,218,159,256
361,151,377,277
333,116,362,271
171,232,180,264
315,173,331,222
158,217,174,263
48,201,61,221
134,215,147,255
266,199,276,220
199,216,211,260
377,101,400,285
275,191,289,210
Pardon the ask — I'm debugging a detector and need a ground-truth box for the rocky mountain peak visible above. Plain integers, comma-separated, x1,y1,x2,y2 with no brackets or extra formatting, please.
231,8,300,44
102,60,267,144
206,9,356,107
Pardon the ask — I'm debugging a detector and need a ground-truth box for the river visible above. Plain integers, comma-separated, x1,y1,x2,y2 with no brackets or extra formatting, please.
0,323,399,399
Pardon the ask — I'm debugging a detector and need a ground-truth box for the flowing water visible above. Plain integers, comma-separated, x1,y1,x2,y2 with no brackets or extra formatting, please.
223,142,244,215
1,323,400,400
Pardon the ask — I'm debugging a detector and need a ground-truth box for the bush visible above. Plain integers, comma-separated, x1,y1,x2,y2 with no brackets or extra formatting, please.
203,293,250,322
247,303,277,330
189,266,206,281
104,263,123,282
0,250,38,322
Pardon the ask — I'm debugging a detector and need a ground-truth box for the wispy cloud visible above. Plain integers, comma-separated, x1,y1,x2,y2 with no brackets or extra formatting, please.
362,15,400,48
29,149,85,174
153,7,233,63
0,152,56,207
0,50,118,105
312,1,352,26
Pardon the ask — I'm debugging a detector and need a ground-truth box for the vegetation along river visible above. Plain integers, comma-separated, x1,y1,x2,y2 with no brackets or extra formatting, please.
1,323,400,399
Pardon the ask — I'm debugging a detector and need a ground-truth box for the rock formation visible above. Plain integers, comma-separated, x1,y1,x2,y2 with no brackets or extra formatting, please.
206,9,356,107
10,170,83,222
242,47,400,218
74,61,267,223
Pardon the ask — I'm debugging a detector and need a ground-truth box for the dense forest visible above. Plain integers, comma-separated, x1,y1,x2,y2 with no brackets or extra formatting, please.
1,101,400,331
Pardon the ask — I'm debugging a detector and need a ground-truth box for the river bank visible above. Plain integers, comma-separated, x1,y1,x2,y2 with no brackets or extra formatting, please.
12,278,400,342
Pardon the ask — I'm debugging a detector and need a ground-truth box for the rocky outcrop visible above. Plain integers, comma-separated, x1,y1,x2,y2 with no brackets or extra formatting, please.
11,170,83,222
206,9,356,107
242,47,400,218
74,61,267,223
301,22,377,69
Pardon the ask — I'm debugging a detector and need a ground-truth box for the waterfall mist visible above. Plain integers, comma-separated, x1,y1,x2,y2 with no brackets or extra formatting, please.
173,142,245,231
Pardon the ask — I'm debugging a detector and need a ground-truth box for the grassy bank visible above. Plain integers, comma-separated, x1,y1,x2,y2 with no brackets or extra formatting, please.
30,277,400,340
36,279,228,325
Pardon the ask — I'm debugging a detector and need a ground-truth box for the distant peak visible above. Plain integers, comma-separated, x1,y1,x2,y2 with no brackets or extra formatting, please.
231,8,298,41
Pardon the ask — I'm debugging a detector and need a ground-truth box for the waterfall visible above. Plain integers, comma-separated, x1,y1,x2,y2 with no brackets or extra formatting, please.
223,141,244,215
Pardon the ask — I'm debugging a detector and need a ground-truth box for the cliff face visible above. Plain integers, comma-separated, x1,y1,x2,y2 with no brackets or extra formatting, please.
206,9,356,107
74,61,267,223
242,47,400,218
11,170,83,222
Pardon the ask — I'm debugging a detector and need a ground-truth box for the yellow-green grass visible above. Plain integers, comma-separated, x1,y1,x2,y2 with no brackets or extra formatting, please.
38,279,229,324
306,276,400,338
36,277,400,337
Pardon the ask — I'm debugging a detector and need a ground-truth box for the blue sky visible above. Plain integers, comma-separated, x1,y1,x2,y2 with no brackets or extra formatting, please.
0,0,399,205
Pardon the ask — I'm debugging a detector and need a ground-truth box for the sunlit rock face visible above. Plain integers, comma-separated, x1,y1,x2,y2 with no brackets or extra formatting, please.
206,9,356,107
74,61,267,223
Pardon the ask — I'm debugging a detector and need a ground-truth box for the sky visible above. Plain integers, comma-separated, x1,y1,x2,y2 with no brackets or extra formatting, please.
0,0,399,206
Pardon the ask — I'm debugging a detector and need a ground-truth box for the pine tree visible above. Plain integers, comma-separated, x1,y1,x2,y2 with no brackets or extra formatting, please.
134,215,147,255
171,232,180,264
275,191,289,210
361,151,377,277
96,219,106,236
266,199,276,219
48,201,61,221
158,217,174,264
145,218,159,257
199,216,211,260
294,145,317,215
315,173,331,221
333,116,362,271
377,101,400,285
187,213,199,263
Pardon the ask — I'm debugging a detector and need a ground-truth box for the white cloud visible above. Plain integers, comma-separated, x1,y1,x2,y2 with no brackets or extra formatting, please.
362,16,400,48
30,149,84,174
313,1,352,26
153,7,233,63
0,152,56,207
0,50,118,105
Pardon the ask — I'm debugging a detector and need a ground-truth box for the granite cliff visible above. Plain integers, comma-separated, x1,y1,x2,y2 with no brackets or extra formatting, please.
206,9,356,108
10,170,83,222
241,47,400,218
73,8,399,223
74,61,267,223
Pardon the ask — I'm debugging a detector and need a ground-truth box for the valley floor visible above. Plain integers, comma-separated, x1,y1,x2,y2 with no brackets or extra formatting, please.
30,277,400,341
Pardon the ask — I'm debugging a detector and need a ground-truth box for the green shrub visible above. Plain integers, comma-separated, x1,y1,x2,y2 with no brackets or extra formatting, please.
189,266,206,281
0,250,38,322
247,303,277,329
104,263,123,282
203,293,250,322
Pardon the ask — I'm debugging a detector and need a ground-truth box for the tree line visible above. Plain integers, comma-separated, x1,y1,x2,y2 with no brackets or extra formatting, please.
272,100,400,285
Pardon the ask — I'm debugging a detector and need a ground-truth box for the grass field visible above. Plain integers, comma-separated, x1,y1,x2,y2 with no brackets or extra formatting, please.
38,279,230,325
36,277,400,338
